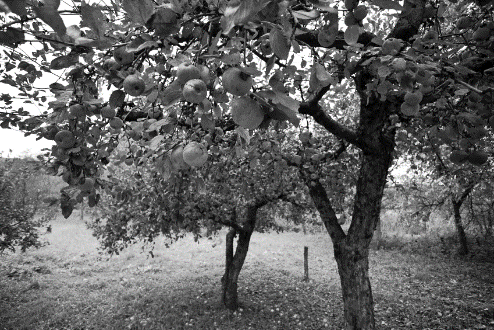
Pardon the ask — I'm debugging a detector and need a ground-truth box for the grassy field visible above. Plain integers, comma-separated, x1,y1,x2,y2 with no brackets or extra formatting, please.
1,215,493,330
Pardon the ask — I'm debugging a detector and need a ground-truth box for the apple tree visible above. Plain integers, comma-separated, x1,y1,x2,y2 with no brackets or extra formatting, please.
1,0,494,329
88,126,310,310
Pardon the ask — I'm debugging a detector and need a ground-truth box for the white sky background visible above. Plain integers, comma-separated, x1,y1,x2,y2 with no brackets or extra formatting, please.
0,1,85,157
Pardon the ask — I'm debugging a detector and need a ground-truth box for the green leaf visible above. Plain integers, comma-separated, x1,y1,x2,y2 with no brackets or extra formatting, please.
200,113,215,131
81,2,109,40
32,0,66,36
0,27,24,46
236,127,250,145
344,25,360,46
160,80,183,107
2,0,27,16
149,135,164,151
122,0,155,25
270,28,290,60
314,63,332,86
220,0,271,34
50,54,79,70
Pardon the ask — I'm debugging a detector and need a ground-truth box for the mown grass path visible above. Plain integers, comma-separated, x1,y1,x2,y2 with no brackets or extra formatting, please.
1,217,493,329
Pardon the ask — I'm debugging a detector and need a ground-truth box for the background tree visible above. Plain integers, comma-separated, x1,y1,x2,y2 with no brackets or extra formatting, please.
0,156,55,252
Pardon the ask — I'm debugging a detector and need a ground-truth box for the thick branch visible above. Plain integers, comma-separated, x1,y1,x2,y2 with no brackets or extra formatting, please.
299,102,371,152
302,175,346,242
295,30,379,50
387,0,427,41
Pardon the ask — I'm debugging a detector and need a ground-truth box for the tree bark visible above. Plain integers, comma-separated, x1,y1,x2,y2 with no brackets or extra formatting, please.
221,204,262,310
452,185,474,255
301,99,394,329
453,204,468,255
334,242,374,330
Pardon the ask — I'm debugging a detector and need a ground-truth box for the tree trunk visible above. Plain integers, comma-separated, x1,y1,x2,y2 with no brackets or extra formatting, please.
453,202,469,255
374,217,383,250
302,145,392,329
335,242,374,330
452,185,474,255
221,205,259,310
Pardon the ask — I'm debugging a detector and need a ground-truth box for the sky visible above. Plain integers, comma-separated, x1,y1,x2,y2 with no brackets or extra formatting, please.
0,1,80,157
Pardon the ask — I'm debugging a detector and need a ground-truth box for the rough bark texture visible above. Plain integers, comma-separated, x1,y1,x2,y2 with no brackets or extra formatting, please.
221,203,263,310
338,151,393,330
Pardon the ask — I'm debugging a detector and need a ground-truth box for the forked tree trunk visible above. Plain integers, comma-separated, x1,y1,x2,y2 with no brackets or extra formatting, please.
303,146,392,330
221,205,259,310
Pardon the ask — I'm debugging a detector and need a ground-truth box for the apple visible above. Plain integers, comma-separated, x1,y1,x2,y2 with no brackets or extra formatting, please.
450,150,469,164
109,117,124,129
148,6,178,37
468,150,489,166
404,91,423,106
230,96,265,129
391,58,407,72
123,75,146,96
54,130,76,148
102,58,120,71
473,27,491,41
345,0,359,11
170,144,190,170
456,16,474,30
344,12,358,26
101,106,116,118
400,102,420,116
222,67,253,96
42,125,58,140
183,141,208,167
176,62,201,85
183,78,207,103
353,5,368,21
381,38,402,56
113,46,134,65
68,104,86,120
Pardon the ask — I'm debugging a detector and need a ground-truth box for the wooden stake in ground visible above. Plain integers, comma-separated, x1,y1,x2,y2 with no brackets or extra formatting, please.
304,246,309,282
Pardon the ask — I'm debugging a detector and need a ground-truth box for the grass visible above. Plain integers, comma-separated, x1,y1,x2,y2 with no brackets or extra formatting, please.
1,215,494,330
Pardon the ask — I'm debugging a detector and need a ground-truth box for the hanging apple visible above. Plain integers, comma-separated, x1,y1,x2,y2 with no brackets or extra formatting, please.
123,75,146,96
183,141,208,167
222,67,253,96
230,96,265,129
183,79,208,103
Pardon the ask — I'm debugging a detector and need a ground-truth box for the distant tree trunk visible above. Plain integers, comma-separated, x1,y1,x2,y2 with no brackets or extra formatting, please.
452,185,474,255
221,203,264,310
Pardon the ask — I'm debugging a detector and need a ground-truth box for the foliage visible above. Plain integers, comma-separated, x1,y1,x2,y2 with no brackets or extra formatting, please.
0,157,52,252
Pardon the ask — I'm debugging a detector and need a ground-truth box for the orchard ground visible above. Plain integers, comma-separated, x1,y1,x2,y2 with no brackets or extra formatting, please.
1,213,493,330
